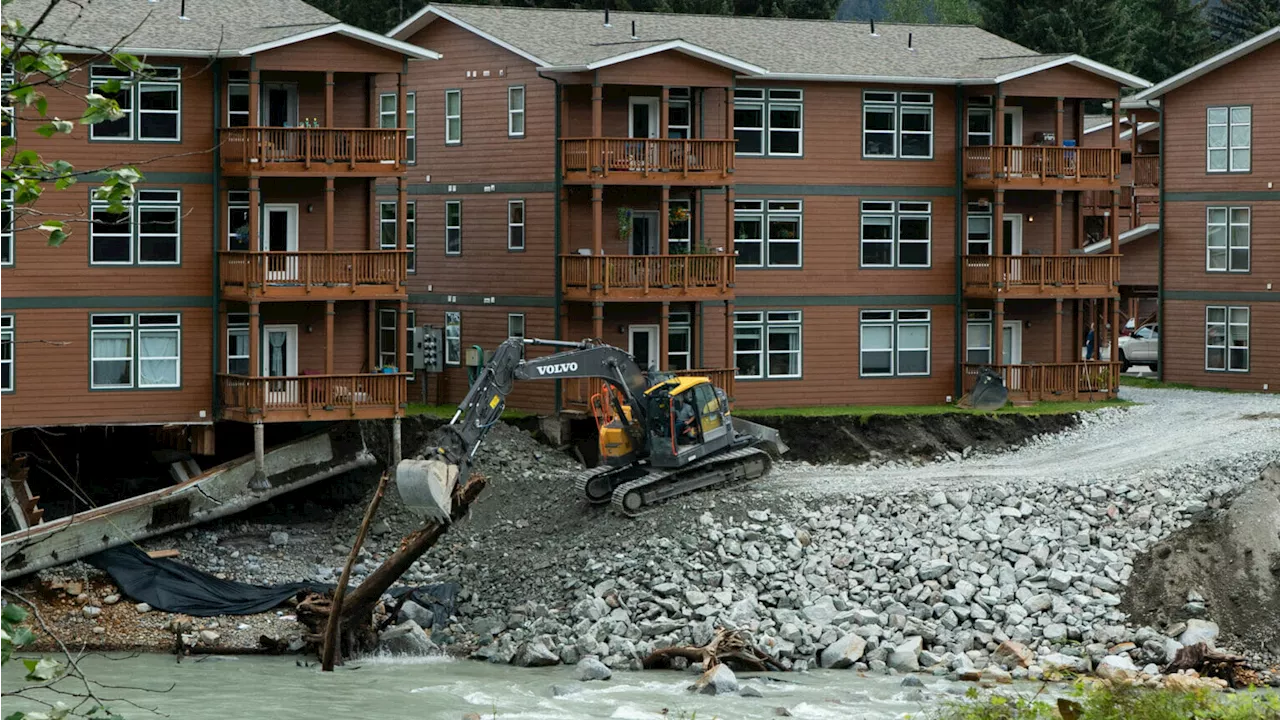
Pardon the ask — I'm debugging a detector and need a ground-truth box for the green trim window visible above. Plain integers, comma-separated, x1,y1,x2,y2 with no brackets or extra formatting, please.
1205,306,1248,372
90,65,181,141
668,199,691,254
380,200,417,272
966,97,993,147
226,313,249,375
406,92,416,163
733,200,801,268
91,189,181,265
378,308,416,371
668,311,691,371
507,313,525,340
227,190,249,251
733,88,803,157
734,310,801,380
965,309,992,365
444,311,461,366
1206,206,1249,272
668,88,691,139
861,200,931,268
507,200,524,251
508,86,525,137
1,315,13,392
1207,106,1249,173
445,89,462,145
90,313,181,389
2,186,13,266
863,91,934,159
860,309,931,377
227,71,249,127
966,202,993,255
445,200,462,255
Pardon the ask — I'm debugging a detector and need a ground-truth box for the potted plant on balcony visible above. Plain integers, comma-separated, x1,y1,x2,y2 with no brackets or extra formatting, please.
617,207,634,245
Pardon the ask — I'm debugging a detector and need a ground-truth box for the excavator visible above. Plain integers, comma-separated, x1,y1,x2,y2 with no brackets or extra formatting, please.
395,337,787,519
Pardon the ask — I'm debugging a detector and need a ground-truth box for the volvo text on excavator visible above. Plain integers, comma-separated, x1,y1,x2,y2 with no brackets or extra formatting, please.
395,337,787,519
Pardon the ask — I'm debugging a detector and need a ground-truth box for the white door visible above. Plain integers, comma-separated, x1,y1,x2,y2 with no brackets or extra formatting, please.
262,324,299,405
1002,320,1023,389
262,204,299,281
629,98,660,139
629,324,661,372
1004,107,1025,175
1002,214,1024,282
630,211,661,255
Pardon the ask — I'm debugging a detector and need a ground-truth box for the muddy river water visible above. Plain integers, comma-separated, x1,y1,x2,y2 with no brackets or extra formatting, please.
3,652,979,719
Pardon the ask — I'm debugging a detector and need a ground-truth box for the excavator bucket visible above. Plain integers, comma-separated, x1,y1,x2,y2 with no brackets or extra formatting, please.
731,417,789,458
967,367,1009,411
395,457,458,523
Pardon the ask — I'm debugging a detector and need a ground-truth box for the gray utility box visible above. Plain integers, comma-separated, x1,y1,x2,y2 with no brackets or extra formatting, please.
413,325,444,372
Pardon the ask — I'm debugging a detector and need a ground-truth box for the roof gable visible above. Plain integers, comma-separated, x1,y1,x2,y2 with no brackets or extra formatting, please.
1132,25,1280,101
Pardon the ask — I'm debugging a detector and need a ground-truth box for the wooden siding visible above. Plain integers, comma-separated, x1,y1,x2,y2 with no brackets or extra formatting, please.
228,177,374,252
1163,300,1278,392
1,308,215,428
564,186,712,255
1118,234,1158,287
1162,201,1279,291
594,51,735,88
566,85,732,139
252,35,405,74
250,70,371,129
1163,41,1280,193
253,302,372,375
401,20,557,183
999,65,1121,100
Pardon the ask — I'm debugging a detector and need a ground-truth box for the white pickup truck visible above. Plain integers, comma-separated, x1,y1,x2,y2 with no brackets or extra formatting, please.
1118,324,1159,372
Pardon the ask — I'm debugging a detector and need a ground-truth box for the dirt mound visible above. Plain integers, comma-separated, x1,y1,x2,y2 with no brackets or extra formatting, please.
765,412,1079,465
1122,463,1280,663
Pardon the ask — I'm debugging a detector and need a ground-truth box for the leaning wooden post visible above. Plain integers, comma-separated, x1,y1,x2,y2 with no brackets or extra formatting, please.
322,470,390,671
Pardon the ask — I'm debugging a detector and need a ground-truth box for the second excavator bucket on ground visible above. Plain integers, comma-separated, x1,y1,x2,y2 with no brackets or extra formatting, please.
731,417,789,458
396,458,458,523
968,367,1010,411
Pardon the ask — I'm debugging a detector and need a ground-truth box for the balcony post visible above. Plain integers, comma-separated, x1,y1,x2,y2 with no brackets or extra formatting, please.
994,88,1004,179
1110,188,1120,252
591,184,604,257
248,300,261,379
660,185,670,253
248,177,260,253
659,86,669,139
993,298,1005,371
1110,90,1122,180
1129,110,1140,227
724,88,734,178
1109,295,1120,381
397,69,408,169
324,71,334,127
591,77,603,138
248,66,260,162
1053,190,1063,255
218,301,229,374
325,300,335,375
367,301,377,372
724,185,735,260
992,189,1004,289
1054,299,1064,363
324,176,335,251
397,176,408,252
659,302,670,371
1055,96,1063,148
723,300,734,373
397,300,409,374
591,301,604,342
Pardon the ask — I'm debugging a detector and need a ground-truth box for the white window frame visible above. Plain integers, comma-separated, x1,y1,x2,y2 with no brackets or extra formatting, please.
507,199,525,251
227,190,249,251
2,186,13,266
444,311,461,366
1207,105,1250,173
966,210,993,256
967,99,993,147
89,66,134,141
405,92,416,164
90,314,135,389
378,308,400,370
732,88,765,157
859,309,931,377
227,73,249,127
965,310,993,365
507,313,525,340
667,312,691,371
1,64,14,139
90,201,134,265
861,200,931,268
1205,305,1250,372
379,200,416,272
445,89,461,145
765,89,803,157
226,314,249,376
862,91,897,158
732,200,764,268
863,91,934,159
733,310,802,380
668,199,692,254
1,315,13,392
90,65,181,142
508,86,525,138
445,200,461,255
1205,206,1250,273
733,200,802,268
92,189,182,266
668,89,691,139
137,313,181,388
379,93,396,129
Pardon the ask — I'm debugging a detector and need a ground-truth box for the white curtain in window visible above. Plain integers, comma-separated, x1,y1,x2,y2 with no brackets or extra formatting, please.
139,331,178,386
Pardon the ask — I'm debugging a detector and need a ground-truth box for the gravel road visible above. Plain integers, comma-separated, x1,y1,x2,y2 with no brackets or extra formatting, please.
770,387,1280,497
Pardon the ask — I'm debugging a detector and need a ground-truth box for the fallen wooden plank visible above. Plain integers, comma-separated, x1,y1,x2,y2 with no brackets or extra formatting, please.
146,549,181,560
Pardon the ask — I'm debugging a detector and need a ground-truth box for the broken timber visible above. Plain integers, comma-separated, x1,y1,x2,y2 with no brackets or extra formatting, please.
643,628,784,672
0,430,376,581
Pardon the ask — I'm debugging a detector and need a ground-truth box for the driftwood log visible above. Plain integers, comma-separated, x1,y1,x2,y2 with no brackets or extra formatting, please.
1164,642,1258,688
642,628,784,672
321,471,389,670
297,473,489,661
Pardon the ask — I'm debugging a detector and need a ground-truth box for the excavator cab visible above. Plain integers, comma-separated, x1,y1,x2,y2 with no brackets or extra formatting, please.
644,377,734,470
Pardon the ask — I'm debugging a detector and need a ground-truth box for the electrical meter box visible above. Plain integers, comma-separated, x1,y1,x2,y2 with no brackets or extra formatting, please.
414,325,444,373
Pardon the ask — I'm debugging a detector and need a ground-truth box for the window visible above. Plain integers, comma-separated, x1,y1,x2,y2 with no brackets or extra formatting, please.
226,314,249,375
733,311,801,380
863,91,934,159
91,189,181,265
1206,306,1249,372
445,201,461,255
860,309,931,377
966,209,992,256
90,65,180,141
668,88,691,139
378,308,399,370
965,310,992,364
444,311,461,365
227,72,249,127
734,89,803,157
227,190,249,251
380,201,417,272
508,313,525,340
1,63,13,139
861,200,931,267
2,187,13,266
668,312,691,371
668,199,691,254
445,89,461,144
91,313,181,389
508,86,525,137
733,200,801,268
1206,206,1249,272
967,98,992,146
1207,106,1250,172
1,315,13,392
379,94,396,130
507,200,525,251
406,93,416,163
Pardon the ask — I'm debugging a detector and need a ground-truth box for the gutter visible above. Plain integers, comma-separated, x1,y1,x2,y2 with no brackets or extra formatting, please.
1154,99,1165,383
537,68,564,414
953,83,964,402
211,59,222,416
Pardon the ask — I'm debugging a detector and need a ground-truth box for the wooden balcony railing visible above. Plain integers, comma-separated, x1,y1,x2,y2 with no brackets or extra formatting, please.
962,362,1120,401
561,138,736,183
963,146,1120,187
220,373,408,422
1133,154,1160,187
220,250,408,299
219,127,407,173
563,368,736,410
561,254,734,301
962,254,1119,297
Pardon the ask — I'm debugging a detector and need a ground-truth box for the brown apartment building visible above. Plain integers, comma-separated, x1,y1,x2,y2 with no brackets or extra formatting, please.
1121,27,1280,392
386,4,1150,413
1,0,437,458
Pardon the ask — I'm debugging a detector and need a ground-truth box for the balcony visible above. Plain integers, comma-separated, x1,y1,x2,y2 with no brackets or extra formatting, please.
561,138,737,185
219,373,408,422
561,254,734,302
963,146,1121,190
219,251,409,301
1133,154,1160,187
563,368,736,411
219,127,407,176
962,254,1119,299
962,362,1120,403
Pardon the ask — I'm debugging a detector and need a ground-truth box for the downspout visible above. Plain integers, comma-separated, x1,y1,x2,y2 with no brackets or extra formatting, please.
538,69,564,413
1153,99,1164,382
953,83,964,401
212,59,222,417
698,88,706,368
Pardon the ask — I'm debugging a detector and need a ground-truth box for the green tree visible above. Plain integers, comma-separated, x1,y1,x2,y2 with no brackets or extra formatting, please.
886,0,978,24
1209,0,1280,47
973,0,1129,68
1122,0,1215,83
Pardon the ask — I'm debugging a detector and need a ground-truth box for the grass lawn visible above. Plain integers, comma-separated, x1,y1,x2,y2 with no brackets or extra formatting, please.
735,397,1133,419
1120,376,1239,393
405,403,534,420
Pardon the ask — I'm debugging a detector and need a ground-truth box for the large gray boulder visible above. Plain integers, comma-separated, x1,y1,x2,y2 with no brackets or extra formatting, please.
378,621,438,656
515,638,561,667
398,600,435,629
1179,620,1219,648
887,636,922,672
577,656,612,681
690,664,739,695
819,633,867,669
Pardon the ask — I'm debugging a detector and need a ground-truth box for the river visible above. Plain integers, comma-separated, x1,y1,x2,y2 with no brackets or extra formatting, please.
3,653,972,719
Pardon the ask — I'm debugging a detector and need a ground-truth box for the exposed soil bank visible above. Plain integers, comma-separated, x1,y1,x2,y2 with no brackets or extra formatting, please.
758,412,1080,465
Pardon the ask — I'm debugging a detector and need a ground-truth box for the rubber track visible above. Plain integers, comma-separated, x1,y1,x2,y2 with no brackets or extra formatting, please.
609,446,773,516
574,464,625,504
